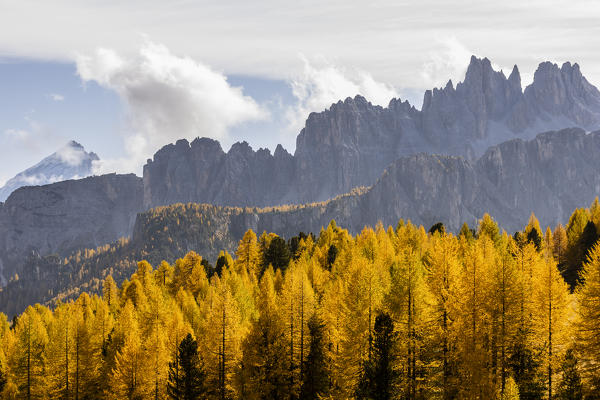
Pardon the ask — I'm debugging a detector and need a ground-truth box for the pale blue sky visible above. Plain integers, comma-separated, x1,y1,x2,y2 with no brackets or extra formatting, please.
0,54,421,183
0,61,123,169
0,60,303,183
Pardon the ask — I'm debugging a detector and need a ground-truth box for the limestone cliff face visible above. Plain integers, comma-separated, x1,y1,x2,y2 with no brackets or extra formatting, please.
143,138,295,208
143,57,600,208
524,62,600,127
0,174,143,279
476,128,600,229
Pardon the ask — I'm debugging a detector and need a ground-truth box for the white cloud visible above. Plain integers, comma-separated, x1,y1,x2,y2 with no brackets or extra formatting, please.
1,0,600,90
19,174,57,186
421,36,474,88
285,56,399,137
76,41,268,174
14,173,81,186
3,117,46,151
0,115,70,184
48,93,65,101
55,143,86,166
4,128,29,140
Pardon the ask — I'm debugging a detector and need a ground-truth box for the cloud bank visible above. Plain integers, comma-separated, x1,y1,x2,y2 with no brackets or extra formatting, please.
55,142,88,167
285,57,399,137
76,42,268,174
421,37,474,88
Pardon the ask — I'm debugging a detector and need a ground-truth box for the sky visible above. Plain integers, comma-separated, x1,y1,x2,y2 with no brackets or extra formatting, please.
1,0,600,184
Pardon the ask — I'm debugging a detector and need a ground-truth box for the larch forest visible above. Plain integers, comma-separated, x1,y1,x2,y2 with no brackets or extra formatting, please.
3,200,600,400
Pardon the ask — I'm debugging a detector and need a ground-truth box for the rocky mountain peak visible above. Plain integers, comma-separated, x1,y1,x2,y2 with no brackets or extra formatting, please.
525,60,600,127
464,56,494,81
190,137,224,153
0,140,99,202
274,144,291,158
67,140,83,148
508,65,522,89
228,141,254,156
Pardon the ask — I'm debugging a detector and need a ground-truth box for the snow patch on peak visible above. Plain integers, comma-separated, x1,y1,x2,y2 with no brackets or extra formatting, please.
0,141,99,201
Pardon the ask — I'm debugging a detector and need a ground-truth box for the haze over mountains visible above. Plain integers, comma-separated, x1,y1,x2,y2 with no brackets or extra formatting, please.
2,55,600,309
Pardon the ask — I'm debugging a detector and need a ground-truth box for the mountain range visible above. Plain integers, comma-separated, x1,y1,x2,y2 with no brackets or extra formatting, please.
143,57,600,208
2,55,600,312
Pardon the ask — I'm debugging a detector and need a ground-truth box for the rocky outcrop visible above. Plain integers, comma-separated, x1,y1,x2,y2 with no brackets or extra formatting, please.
524,62,600,128
144,57,600,208
0,173,143,280
143,138,295,208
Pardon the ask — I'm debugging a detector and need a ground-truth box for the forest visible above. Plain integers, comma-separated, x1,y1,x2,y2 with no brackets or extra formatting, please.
0,201,600,399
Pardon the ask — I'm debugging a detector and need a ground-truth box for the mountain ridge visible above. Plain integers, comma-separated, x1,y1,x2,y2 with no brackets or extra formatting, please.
144,56,600,208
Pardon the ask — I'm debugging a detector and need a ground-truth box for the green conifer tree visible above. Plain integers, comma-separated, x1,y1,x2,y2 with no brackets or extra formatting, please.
356,312,399,400
167,333,207,400
300,313,330,400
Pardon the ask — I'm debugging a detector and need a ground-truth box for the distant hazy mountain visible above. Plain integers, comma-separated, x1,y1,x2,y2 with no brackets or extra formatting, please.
144,56,600,208
0,141,99,202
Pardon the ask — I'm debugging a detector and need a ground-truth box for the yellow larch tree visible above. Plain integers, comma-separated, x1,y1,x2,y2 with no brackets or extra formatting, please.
9,306,49,399
489,235,521,397
141,280,171,400
531,254,571,400
155,260,174,288
456,234,495,398
236,229,260,281
241,267,289,399
202,269,244,400
320,275,346,398
553,224,568,266
332,227,391,398
103,275,119,312
171,252,209,298
574,243,600,389
387,246,430,398
45,303,75,398
279,258,316,397
108,300,150,399
424,232,461,399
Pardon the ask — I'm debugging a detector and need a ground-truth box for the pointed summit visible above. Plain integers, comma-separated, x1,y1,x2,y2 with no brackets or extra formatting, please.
560,61,584,85
525,60,600,125
507,64,523,96
508,65,521,84
0,140,99,201
464,56,493,79
66,140,84,149
465,55,483,77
